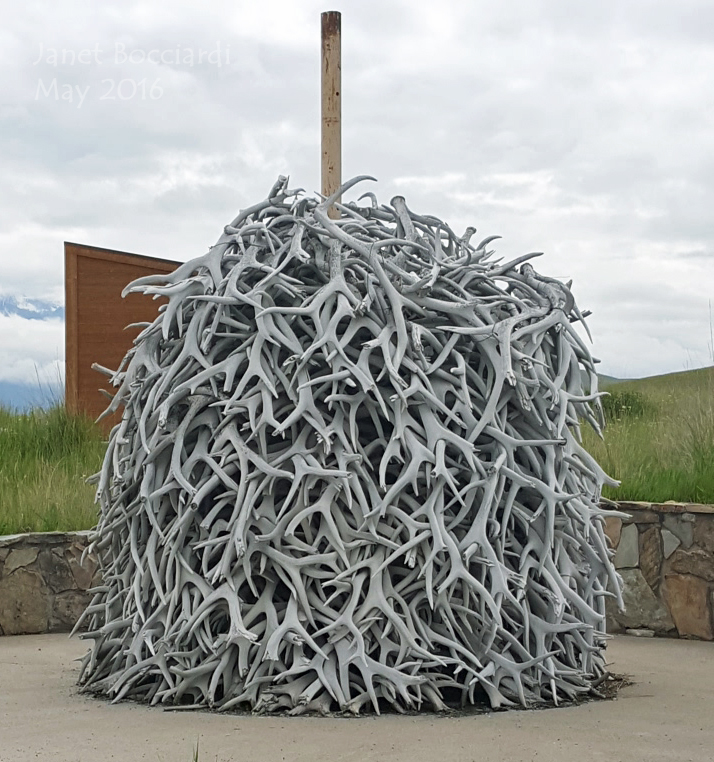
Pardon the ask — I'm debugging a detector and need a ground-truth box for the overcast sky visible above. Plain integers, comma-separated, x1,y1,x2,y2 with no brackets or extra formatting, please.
2,0,714,389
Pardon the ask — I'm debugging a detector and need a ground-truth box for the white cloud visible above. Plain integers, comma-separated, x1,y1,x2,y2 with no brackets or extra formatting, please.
0,314,63,385
1,0,714,380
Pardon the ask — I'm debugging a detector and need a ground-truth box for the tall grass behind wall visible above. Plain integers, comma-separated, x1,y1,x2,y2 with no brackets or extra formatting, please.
583,366,714,503
0,405,105,535
1,367,713,536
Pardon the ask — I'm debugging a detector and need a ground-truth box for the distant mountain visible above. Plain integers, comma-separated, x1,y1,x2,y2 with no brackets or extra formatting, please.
578,371,622,393
0,295,64,321
598,374,621,387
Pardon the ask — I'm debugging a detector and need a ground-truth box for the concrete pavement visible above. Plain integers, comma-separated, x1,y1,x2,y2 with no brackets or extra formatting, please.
0,634,712,762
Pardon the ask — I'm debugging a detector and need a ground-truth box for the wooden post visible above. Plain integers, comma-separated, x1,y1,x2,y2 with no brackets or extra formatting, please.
321,10,341,219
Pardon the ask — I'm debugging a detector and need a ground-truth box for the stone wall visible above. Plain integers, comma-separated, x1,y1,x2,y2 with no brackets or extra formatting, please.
605,502,714,640
1,504,712,639
0,531,99,635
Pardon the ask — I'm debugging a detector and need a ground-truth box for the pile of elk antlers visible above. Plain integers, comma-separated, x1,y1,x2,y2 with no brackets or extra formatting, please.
75,176,622,714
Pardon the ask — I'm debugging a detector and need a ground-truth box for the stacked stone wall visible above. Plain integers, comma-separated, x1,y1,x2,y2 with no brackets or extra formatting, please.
0,504,712,638
605,502,714,639
0,532,99,635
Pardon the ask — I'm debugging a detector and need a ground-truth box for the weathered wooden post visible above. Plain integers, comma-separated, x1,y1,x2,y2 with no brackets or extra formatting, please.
321,10,341,219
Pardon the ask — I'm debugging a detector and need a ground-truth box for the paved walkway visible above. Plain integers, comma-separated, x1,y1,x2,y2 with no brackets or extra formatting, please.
0,634,711,762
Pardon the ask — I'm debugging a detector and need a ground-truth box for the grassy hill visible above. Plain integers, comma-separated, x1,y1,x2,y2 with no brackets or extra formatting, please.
583,366,714,502
1,367,712,536
596,373,621,388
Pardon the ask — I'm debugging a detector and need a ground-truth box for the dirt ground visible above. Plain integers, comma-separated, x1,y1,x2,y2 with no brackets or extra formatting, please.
0,633,711,762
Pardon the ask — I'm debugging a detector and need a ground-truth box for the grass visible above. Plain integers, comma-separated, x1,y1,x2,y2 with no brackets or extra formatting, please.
1,366,713,536
582,366,714,503
0,404,105,535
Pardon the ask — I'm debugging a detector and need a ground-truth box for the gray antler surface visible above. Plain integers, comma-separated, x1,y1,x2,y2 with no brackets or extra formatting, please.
75,177,622,714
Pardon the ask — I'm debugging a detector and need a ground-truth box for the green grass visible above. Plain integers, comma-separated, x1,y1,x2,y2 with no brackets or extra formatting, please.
583,366,714,503
1,366,713,536
0,405,105,535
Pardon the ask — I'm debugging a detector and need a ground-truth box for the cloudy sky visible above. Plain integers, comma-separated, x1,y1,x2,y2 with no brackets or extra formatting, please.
2,0,714,390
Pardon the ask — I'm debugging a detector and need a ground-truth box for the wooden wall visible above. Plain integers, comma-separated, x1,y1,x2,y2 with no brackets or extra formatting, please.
64,243,180,431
